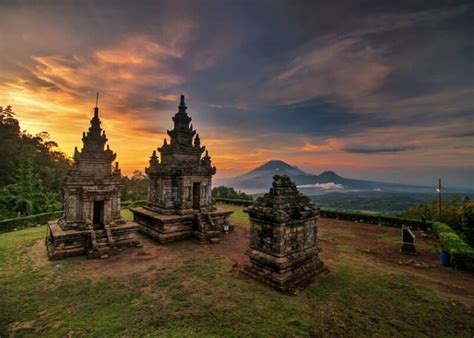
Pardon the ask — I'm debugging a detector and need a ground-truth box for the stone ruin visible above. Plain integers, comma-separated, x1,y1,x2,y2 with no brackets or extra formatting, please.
400,225,417,255
131,95,233,243
46,99,140,260
243,175,327,293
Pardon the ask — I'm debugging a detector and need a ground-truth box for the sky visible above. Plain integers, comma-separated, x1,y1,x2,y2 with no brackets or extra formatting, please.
0,0,473,187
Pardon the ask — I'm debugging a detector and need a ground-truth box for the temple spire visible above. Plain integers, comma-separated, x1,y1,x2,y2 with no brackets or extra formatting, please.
94,92,100,117
178,94,187,113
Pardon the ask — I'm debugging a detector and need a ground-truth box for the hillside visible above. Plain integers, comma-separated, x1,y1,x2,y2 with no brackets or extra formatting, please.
1,205,473,336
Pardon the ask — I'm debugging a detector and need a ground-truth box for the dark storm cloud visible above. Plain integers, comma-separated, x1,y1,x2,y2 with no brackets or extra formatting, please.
345,144,418,154
195,98,391,138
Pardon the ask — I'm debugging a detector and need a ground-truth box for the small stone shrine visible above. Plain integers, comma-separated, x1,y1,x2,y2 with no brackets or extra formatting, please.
131,95,232,243
400,225,417,255
243,175,327,293
46,96,140,260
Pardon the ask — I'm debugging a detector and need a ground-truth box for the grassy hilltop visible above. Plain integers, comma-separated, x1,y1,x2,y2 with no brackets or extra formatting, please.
1,204,473,336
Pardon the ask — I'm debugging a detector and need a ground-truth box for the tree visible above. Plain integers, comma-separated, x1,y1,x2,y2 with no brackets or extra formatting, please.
461,198,474,246
403,195,473,245
212,186,253,200
0,106,21,185
123,171,149,201
0,105,71,219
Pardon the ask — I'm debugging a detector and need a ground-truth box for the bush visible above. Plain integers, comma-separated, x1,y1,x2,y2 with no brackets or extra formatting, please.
0,200,148,233
0,210,63,232
121,200,147,208
461,201,474,246
212,186,253,200
432,222,474,271
213,197,254,207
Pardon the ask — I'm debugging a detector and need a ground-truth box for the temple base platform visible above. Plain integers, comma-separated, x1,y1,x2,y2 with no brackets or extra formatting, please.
46,220,141,260
242,246,328,293
130,206,233,244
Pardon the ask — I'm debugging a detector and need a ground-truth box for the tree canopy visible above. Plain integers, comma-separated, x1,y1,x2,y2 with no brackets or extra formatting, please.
0,106,71,219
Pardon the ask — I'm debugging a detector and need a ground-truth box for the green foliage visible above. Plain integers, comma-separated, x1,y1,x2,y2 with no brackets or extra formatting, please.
0,106,70,219
403,195,473,243
122,171,149,201
0,106,21,185
212,186,253,200
460,199,474,246
120,200,148,208
320,209,432,230
403,195,464,228
213,197,254,206
0,211,63,232
432,222,474,271
313,192,437,214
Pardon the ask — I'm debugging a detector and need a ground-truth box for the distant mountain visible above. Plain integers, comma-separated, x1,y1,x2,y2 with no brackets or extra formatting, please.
226,160,465,195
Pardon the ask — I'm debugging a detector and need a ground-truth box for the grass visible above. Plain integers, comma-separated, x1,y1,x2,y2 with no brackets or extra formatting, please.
0,205,473,336
121,208,133,221
216,202,249,229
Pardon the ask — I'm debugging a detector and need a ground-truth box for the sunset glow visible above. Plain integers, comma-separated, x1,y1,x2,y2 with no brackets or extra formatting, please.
0,1,472,186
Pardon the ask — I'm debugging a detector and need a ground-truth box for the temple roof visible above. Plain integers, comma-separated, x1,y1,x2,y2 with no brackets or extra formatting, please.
147,95,215,176
73,96,117,167
246,175,319,223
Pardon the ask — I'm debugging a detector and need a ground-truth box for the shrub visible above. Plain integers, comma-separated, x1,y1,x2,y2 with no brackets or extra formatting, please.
0,200,147,233
460,201,474,246
0,210,63,232
432,222,474,271
212,186,253,200
121,199,147,208
213,197,254,207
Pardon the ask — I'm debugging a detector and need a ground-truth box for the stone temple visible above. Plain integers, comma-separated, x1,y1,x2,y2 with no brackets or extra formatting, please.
243,175,327,293
46,98,140,260
131,95,233,243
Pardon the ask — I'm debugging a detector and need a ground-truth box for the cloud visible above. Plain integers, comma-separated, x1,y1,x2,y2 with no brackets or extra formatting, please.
442,130,474,139
0,1,472,186
264,37,390,105
344,144,418,154
297,183,345,190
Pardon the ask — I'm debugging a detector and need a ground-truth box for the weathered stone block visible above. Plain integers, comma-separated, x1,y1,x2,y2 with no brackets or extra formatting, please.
243,175,327,293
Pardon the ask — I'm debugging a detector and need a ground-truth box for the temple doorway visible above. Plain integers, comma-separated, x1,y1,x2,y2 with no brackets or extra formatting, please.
193,183,201,210
93,201,104,229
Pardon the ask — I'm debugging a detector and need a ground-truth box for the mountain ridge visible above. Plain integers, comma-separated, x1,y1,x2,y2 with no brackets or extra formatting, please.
225,160,462,195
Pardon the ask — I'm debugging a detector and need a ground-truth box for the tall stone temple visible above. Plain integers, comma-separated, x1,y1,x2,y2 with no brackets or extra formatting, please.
46,97,140,260
243,175,327,293
131,95,232,243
